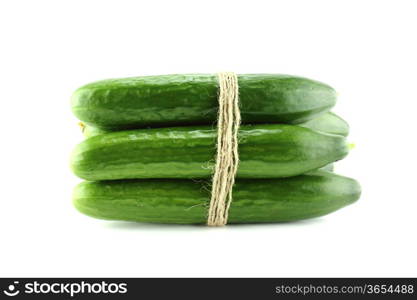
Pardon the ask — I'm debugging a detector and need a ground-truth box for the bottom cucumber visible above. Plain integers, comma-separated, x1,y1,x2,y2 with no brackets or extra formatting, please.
73,171,360,224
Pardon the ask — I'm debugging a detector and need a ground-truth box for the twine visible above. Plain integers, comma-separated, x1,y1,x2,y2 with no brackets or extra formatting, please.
207,72,241,226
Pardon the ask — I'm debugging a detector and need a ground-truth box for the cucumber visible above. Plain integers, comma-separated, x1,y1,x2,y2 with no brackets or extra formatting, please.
80,112,349,138
299,112,349,137
318,163,334,172
71,124,348,180
81,124,108,138
71,74,336,129
73,171,361,224
78,124,336,173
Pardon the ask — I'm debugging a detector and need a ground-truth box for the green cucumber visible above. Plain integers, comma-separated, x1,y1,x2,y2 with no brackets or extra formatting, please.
299,112,349,137
318,163,334,172
80,112,349,138
73,171,361,224
71,74,336,129
81,124,108,138
71,124,348,180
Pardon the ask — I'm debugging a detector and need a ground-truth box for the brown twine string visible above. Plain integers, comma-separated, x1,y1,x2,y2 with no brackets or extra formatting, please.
207,72,241,226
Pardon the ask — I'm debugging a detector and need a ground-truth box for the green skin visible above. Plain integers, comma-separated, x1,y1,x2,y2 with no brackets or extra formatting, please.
299,112,349,137
73,170,361,224
71,124,349,181
79,112,344,173
80,128,337,173
71,74,337,129
319,163,334,172
82,111,350,138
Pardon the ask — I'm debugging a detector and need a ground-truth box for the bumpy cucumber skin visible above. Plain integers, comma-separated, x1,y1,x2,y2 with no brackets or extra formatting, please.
73,171,361,224
80,123,336,173
71,74,336,129
71,124,348,180
80,124,336,173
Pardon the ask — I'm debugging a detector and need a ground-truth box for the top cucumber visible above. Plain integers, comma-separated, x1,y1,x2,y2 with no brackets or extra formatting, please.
71,74,337,129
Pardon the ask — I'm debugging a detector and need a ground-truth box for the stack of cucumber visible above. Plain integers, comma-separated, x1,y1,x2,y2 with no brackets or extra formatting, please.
70,74,361,224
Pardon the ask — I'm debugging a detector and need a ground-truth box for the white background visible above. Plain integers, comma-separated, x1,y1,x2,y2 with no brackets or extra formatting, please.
1,0,416,277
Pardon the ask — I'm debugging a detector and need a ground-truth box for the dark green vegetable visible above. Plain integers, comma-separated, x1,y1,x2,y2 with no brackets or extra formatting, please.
73,171,361,224
71,74,336,129
71,124,348,180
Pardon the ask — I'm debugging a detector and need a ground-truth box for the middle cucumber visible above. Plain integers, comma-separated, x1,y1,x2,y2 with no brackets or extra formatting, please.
71,124,348,180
